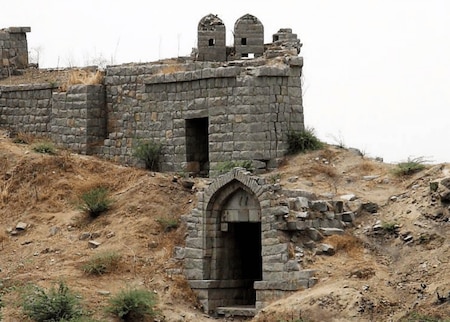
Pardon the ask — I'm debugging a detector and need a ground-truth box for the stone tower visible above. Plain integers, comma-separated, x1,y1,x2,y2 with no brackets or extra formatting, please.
233,14,264,59
197,14,226,62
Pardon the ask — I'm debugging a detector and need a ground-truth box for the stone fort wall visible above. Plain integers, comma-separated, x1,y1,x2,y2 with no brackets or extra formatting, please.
0,16,304,176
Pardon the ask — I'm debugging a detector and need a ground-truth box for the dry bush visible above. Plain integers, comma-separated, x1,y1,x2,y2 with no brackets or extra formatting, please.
59,69,104,91
0,229,8,249
349,160,383,176
13,131,36,145
168,275,199,304
310,163,338,178
318,148,337,162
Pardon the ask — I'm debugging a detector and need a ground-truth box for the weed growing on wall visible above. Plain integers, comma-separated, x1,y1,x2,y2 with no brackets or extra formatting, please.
215,160,253,174
286,128,323,155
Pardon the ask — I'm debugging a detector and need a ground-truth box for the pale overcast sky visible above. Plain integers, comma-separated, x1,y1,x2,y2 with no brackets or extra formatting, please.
4,0,450,163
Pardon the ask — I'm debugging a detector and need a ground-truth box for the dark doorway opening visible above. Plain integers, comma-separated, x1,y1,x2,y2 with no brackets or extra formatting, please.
221,222,262,305
185,117,209,176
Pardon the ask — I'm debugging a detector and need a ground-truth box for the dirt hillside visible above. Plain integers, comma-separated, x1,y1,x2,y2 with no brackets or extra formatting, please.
0,129,449,321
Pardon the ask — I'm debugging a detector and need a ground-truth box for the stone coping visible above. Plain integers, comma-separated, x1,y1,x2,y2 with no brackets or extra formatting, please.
0,83,56,92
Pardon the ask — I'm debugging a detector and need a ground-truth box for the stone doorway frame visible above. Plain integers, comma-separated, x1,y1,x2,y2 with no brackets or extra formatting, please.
183,168,316,314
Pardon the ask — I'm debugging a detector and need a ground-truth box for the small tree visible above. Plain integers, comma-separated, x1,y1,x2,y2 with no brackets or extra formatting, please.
133,140,163,171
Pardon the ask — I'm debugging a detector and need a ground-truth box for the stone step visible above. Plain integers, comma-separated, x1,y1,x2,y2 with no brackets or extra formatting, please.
216,305,256,317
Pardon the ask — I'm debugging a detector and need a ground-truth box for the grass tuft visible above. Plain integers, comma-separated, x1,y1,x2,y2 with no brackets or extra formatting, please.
21,281,84,322
32,142,57,155
78,186,113,217
286,128,323,155
105,288,158,321
133,140,163,171
82,251,122,275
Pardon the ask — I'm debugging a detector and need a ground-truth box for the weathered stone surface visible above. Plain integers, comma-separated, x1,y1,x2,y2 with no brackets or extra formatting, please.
319,227,344,236
340,194,357,201
16,222,28,230
88,240,101,248
360,202,379,213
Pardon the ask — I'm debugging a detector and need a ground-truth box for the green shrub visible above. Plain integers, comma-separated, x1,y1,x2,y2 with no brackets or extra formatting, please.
79,187,112,217
82,251,122,275
286,128,323,155
381,222,398,234
22,281,83,322
393,157,427,176
133,140,163,171
215,160,253,174
105,288,157,321
156,216,179,232
33,142,57,155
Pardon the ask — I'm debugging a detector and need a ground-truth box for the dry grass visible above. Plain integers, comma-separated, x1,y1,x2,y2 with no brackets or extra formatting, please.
323,234,362,256
0,229,7,249
59,69,104,91
158,64,186,74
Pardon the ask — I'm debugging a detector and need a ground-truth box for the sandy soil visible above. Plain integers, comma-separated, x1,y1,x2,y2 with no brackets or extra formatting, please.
0,130,449,321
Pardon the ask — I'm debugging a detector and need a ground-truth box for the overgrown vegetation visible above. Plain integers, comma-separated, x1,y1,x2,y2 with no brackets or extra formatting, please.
82,251,122,275
393,157,427,176
286,128,323,155
21,281,84,322
32,141,57,155
215,160,253,174
78,186,113,217
105,288,158,321
133,139,163,171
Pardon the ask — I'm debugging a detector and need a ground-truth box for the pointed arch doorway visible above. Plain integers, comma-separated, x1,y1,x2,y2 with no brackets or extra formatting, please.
201,179,263,313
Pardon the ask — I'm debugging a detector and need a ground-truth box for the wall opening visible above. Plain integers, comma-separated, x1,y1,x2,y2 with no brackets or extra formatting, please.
220,222,262,305
185,117,209,176
208,38,215,46
241,38,247,45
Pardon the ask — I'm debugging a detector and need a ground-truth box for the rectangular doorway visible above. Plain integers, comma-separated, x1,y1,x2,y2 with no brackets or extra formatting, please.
185,117,209,176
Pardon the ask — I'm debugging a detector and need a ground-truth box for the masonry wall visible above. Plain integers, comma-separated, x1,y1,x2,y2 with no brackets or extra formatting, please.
102,57,304,174
0,27,30,78
0,83,55,136
51,85,106,154
0,56,304,175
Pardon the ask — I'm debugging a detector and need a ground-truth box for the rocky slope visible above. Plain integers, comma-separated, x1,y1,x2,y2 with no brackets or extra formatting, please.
0,130,449,321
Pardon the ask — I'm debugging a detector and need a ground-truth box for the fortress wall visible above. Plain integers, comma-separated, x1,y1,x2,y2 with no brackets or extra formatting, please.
101,58,304,173
0,83,55,136
0,57,304,176
51,84,106,154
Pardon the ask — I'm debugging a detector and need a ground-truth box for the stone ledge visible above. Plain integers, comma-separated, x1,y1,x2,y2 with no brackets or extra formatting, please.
0,83,56,92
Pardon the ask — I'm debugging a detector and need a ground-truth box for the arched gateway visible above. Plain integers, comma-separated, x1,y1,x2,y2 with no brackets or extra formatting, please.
183,168,319,316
